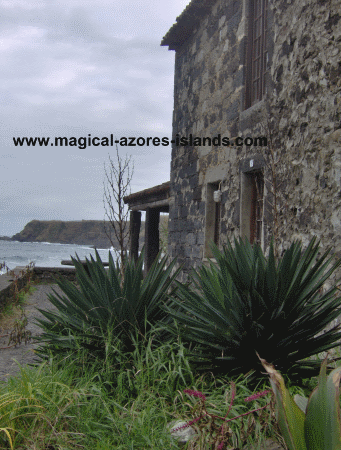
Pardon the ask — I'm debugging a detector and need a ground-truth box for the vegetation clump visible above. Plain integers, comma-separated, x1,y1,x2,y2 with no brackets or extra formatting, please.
163,237,341,383
0,336,280,450
0,263,36,349
34,249,180,363
0,237,341,449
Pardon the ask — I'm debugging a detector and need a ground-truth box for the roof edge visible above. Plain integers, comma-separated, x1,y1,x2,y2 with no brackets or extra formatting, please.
124,181,170,205
161,0,215,50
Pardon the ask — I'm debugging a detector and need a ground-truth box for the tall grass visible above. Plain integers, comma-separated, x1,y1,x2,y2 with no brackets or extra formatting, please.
0,331,285,450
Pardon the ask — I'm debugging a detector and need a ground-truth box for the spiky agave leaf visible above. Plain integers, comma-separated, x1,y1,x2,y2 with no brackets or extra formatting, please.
164,237,341,381
34,249,181,361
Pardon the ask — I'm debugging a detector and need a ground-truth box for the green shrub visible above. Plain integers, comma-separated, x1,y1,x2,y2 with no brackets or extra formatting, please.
34,249,180,364
163,237,341,382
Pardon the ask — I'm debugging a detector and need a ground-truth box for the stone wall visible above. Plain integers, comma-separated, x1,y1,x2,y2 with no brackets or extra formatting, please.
267,0,341,259
0,268,33,314
167,0,341,280
32,267,78,283
0,267,79,313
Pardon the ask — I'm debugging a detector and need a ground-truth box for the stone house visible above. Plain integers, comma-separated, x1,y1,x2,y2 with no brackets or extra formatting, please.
126,0,341,278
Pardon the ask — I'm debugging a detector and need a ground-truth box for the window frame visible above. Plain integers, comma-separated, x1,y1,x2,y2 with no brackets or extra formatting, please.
249,171,264,245
204,182,221,258
245,0,269,109
240,168,265,247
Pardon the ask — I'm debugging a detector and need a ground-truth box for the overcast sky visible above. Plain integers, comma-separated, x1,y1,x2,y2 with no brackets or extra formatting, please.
0,0,190,236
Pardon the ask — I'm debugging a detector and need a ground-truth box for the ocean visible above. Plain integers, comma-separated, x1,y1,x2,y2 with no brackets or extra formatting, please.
0,240,117,275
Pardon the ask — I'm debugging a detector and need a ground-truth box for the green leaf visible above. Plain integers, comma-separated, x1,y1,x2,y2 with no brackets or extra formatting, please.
294,395,308,414
260,355,307,450
304,357,341,450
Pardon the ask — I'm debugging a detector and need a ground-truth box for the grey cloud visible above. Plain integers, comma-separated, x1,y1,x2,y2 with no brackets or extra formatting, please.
0,0,188,236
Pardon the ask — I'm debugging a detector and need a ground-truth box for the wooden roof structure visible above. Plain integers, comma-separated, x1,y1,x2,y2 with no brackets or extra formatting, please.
123,181,170,212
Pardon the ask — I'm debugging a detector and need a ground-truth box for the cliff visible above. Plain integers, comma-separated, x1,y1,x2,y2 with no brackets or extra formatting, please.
11,220,145,249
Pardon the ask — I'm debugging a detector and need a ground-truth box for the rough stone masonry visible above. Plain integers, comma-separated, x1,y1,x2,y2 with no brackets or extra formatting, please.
161,0,341,282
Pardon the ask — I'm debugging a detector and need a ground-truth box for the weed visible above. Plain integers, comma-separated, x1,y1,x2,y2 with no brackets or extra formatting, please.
8,262,36,305
171,385,273,449
5,310,32,348
0,285,36,345
0,263,36,322
0,263,37,349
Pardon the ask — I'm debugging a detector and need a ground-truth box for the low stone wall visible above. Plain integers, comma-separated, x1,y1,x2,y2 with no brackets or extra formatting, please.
0,266,78,313
33,266,77,283
0,268,33,313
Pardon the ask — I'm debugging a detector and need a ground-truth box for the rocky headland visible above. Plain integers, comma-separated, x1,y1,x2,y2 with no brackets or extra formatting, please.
8,220,145,249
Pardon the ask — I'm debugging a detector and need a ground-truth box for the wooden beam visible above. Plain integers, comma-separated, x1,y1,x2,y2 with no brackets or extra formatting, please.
144,208,160,274
129,210,141,262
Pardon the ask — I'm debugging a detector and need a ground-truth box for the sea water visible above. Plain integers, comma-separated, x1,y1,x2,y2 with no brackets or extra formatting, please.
0,240,117,274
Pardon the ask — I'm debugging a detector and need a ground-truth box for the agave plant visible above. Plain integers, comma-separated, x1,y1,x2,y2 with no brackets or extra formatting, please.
163,237,341,381
34,249,180,362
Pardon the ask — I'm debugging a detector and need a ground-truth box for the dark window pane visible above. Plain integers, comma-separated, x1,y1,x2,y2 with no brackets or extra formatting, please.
250,172,264,245
214,201,221,245
246,0,268,107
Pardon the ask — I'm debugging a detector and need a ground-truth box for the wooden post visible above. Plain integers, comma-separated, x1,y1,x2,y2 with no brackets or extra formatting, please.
144,208,160,274
129,210,141,262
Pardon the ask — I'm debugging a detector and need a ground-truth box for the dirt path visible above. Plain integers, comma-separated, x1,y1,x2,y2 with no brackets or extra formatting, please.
0,283,62,383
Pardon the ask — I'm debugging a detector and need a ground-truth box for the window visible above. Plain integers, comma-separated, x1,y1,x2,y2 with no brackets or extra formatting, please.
249,172,264,245
240,170,264,245
214,198,221,246
204,182,221,257
245,0,268,108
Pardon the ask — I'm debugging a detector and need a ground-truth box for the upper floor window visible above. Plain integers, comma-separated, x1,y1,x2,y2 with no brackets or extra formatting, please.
245,0,268,108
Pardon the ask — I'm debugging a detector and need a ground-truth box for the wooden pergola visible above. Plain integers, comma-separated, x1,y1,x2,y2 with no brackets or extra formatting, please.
123,181,170,273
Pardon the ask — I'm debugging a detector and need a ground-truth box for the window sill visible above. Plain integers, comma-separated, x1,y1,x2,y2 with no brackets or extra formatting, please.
240,98,266,121
202,257,217,264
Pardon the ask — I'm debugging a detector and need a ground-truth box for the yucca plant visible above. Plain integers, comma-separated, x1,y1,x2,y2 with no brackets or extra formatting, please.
163,237,341,381
34,249,181,362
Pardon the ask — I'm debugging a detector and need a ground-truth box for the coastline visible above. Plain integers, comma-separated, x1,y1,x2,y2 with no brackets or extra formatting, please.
3,240,108,249
0,241,118,273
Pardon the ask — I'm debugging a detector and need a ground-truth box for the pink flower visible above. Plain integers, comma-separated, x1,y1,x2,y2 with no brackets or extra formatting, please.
244,389,271,402
171,416,202,432
217,443,224,450
183,389,207,401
